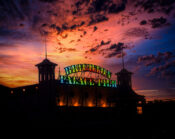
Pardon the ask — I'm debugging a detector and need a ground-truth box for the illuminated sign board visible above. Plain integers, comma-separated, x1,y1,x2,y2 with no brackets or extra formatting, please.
60,75,117,88
64,64,112,79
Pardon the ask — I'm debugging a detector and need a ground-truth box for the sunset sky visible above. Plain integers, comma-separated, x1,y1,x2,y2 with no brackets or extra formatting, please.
0,0,175,100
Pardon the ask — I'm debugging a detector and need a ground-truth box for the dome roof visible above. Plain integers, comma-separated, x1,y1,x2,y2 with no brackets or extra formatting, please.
35,58,57,67
115,68,133,75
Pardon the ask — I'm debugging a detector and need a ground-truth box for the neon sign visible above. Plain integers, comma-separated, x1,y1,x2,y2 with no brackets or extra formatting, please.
64,64,112,79
60,75,117,88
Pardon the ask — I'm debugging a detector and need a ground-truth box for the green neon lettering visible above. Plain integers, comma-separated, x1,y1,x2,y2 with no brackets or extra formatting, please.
107,79,109,87
84,78,87,85
72,65,75,73
68,76,72,84
98,79,101,86
74,65,78,72
73,77,76,84
65,67,69,75
101,68,103,75
89,64,92,71
107,71,111,79
92,65,95,72
82,64,85,71
103,69,107,77
97,66,100,74
94,65,97,72
86,64,89,71
103,79,106,87
60,75,64,83
80,77,83,85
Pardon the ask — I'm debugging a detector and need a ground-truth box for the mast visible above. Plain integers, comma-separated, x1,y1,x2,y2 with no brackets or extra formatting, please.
121,46,124,69
44,34,47,59
40,29,48,59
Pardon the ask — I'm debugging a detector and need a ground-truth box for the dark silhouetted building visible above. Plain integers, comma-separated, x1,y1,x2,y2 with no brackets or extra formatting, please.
116,68,132,88
7,58,145,114
36,58,57,83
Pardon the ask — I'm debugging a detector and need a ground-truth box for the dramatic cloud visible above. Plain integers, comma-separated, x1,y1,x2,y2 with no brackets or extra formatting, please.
138,51,175,84
140,20,147,25
88,15,108,25
149,60,175,79
149,17,169,28
135,0,175,15
104,43,126,58
87,0,127,14
86,42,127,58
0,0,175,101
125,27,149,38
56,47,77,53
85,40,111,53
138,52,174,66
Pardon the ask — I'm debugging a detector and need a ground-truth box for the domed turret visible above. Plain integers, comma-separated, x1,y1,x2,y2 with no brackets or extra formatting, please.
36,58,57,83
115,68,133,88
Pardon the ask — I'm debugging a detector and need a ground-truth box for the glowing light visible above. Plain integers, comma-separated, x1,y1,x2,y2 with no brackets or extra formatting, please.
11,90,13,94
68,76,72,84
72,65,75,73
137,106,143,115
64,64,112,79
65,67,69,75
88,102,94,107
73,76,76,84
102,103,107,108
103,79,106,87
60,75,117,88
60,75,64,83
80,77,83,85
73,102,79,107
98,79,101,86
101,100,107,107
59,101,64,106
84,78,87,85
107,80,110,87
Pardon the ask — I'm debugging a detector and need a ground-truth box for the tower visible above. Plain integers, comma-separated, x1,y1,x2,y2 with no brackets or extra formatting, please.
35,59,57,83
116,68,132,88
115,46,133,89
35,34,57,83
35,34,57,116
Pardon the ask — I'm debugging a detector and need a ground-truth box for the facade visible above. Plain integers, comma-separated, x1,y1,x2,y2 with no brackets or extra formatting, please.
9,57,145,113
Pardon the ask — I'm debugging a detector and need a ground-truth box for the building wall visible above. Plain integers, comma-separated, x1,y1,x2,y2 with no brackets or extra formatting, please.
56,84,117,107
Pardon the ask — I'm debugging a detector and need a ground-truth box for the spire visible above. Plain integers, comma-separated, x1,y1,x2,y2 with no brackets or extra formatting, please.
121,46,124,69
40,29,48,59
44,34,47,59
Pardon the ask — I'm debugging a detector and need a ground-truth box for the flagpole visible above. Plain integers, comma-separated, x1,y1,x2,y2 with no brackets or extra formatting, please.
122,47,124,69
44,33,47,59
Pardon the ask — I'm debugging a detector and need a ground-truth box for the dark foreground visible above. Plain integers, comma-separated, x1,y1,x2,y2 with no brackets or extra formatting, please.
1,100,175,138
1,85,175,137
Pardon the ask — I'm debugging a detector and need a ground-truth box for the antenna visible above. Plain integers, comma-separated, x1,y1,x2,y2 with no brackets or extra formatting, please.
39,29,48,59
121,46,124,69
44,34,47,59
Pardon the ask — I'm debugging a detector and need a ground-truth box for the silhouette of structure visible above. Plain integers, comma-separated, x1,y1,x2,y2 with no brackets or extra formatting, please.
116,68,132,88
116,46,132,88
7,43,145,115
36,58,57,83
35,35,57,83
